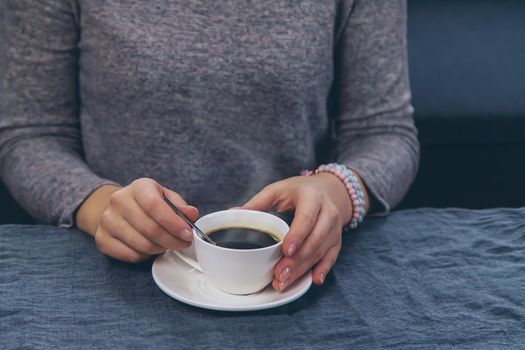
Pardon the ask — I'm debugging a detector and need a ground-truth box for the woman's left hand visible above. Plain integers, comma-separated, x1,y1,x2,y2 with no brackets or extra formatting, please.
242,172,368,291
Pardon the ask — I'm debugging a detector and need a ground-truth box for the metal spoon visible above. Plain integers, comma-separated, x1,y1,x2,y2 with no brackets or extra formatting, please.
162,193,216,245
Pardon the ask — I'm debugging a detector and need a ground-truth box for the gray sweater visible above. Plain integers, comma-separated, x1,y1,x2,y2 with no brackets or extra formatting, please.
0,0,419,227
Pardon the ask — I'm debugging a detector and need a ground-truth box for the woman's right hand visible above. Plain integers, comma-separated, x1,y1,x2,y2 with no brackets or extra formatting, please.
76,178,198,263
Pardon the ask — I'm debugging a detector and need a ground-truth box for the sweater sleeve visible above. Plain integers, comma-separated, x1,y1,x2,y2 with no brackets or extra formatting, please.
0,0,118,227
333,0,420,214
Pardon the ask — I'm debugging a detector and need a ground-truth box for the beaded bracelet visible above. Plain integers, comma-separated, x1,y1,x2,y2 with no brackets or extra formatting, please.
301,163,366,229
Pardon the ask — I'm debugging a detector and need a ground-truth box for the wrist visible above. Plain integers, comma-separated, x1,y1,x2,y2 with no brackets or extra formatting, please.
303,163,369,229
314,172,354,225
75,184,121,237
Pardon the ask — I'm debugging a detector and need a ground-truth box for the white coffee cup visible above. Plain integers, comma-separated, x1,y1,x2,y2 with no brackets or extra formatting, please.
174,209,289,295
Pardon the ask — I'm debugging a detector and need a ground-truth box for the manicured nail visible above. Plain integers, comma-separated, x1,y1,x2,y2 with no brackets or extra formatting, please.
181,229,193,241
287,243,297,256
188,206,199,214
280,267,291,282
278,282,286,291
319,273,326,284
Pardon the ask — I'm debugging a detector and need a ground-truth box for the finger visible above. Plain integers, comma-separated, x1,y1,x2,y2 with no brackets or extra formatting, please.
312,245,341,285
100,209,166,255
272,271,315,293
273,242,326,292
132,182,196,237
163,187,199,222
274,208,339,289
281,190,322,257
121,199,192,250
241,183,283,212
95,227,149,263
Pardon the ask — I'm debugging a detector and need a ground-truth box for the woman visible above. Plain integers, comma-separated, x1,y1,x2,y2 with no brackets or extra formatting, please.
0,0,419,291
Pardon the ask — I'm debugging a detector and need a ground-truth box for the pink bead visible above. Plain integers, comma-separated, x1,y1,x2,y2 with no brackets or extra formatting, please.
353,200,359,206
348,188,356,195
354,207,360,214
351,194,357,200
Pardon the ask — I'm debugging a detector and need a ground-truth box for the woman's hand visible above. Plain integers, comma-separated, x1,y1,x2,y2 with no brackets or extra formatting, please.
76,178,198,263
242,172,368,291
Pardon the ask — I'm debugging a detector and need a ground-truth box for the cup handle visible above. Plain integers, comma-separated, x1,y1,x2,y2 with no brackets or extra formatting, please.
172,244,203,273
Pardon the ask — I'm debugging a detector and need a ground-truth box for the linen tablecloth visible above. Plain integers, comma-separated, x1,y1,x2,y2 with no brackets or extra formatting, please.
1,208,524,349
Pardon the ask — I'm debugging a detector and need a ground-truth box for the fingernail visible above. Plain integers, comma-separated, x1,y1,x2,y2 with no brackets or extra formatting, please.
279,267,291,282
287,243,297,256
188,206,199,214
278,282,286,291
181,229,193,241
320,273,326,284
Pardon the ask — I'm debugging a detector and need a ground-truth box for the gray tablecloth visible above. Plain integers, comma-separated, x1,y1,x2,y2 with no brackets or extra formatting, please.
1,208,524,349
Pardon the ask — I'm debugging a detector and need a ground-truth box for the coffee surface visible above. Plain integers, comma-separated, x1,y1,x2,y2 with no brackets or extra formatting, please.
207,227,280,250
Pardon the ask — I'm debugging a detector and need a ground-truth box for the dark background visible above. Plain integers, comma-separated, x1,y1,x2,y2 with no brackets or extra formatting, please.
399,0,525,209
1,0,524,224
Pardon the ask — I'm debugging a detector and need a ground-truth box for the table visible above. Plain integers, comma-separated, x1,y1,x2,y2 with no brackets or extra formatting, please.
1,208,524,349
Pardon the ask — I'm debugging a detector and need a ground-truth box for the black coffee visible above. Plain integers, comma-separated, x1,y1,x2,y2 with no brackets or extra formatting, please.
207,227,280,250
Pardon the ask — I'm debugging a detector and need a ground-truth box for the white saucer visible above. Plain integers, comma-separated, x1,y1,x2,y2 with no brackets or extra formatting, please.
152,250,312,312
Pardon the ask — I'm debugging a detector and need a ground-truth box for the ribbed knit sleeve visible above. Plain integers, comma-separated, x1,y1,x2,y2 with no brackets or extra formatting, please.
334,0,420,213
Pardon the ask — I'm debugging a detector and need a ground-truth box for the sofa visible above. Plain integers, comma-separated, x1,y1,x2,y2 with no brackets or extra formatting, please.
1,0,524,224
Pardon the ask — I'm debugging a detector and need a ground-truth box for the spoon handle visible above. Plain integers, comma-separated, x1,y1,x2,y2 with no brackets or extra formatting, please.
162,193,216,245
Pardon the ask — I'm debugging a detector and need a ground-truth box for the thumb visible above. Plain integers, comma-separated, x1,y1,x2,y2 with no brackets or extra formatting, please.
242,184,281,212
